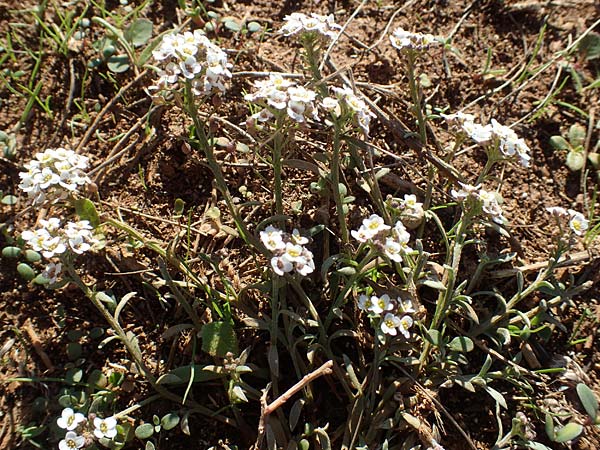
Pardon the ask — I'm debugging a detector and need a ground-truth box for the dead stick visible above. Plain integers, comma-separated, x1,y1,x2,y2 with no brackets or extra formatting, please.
253,360,333,449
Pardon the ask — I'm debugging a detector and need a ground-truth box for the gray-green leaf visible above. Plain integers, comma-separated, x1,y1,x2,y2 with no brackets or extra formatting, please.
124,18,153,47
135,423,154,439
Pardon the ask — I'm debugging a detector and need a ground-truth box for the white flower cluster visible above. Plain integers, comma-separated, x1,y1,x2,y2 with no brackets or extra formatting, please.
280,12,341,40
390,27,439,51
245,74,319,124
56,408,117,450
152,30,232,95
358,293,415,337
442,112,531,167
546,206,589,236
260,225,315,276
322,86,376,134
451,182,505,224
22,218,100,283
351,214,413,263
18,148,90,205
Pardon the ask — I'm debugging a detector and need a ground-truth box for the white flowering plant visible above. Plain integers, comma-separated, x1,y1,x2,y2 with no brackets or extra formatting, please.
5,4,600,450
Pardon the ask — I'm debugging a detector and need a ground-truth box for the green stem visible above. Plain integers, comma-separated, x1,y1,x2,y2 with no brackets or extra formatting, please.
419,215,468,371
331,125,349,243
183,83,258,248
406,50,427,146
273,116,285,220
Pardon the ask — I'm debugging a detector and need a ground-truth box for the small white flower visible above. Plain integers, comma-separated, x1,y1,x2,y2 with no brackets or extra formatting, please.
461,121,493,144
357,294,373,311
321,97,341,115
383,237,404,262
351,225,370,243
546,206,568,217
271,255,293,276
398,297,415,314
57,408,85,431
283,242,305,262
260,225,286,251
361,214,390,238
93,416,118,439
397,315,414,339
380,313,402,336
291,228,309,245
295,255,315,276
402,194,421,209
390,27,439,50
567,210,589,236
42,262,62,284
58,431,85,450
370,294,394,315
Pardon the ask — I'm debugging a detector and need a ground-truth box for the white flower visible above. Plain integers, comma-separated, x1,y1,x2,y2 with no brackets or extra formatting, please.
280,12,341,40
398,297,415,314
18,148,90,205
357,294,374,312
370,294,394,315
402,194,421,210
57,408,85,431
321,97,341,116
291,228,309,245
381,313,402,336
271,255,293,276
451,182,480,202
151,31,232,95
42,262,62,284
390,27,439,50
546,206,568,217
260,225,286,251
478,189,505,224
461,120,493,144
295,253,315,276
58,431,85,450
490,119,531,167
567,210,589,236
351,225,371,243
397,315,414,339
361,214,390,238
283,242,306,262
93,416,118,439
392,221,412,251
383,237,404,262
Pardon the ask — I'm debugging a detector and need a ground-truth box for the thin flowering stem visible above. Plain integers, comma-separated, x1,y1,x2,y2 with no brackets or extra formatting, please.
273,116,285,220
419,213,469,371
406,50,427,146
331,125,349,243
182,82,257,248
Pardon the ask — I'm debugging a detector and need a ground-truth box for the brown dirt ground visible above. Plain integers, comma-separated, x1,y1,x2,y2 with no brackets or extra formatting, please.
1,0,600,449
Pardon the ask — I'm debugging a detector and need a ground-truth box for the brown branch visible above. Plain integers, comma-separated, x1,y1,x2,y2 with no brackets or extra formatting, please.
253,360,333,450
